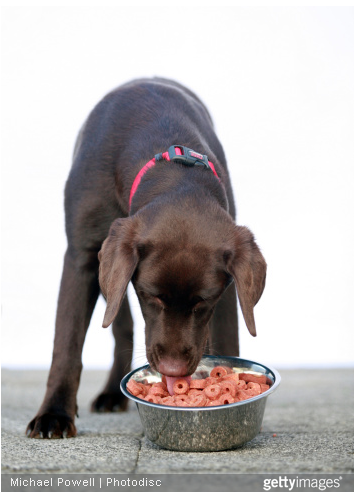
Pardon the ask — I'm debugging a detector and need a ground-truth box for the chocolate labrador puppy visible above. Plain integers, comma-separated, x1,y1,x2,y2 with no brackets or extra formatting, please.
27,78,266,438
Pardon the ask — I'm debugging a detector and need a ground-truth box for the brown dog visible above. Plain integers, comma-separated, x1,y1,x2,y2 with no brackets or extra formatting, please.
27,78,266,438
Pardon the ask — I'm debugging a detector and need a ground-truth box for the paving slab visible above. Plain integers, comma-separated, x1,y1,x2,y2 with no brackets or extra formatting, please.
2,368,354,475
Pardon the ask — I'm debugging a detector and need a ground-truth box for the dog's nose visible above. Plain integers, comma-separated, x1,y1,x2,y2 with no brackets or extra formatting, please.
158,358,189,377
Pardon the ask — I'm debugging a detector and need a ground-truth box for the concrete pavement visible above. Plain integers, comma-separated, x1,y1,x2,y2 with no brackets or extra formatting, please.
2,368,353,477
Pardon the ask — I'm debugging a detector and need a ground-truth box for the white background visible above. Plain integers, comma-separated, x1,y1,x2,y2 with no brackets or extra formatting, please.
2,6,354,372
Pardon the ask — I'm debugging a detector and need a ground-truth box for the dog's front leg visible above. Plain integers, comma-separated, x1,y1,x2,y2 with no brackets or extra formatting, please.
27,249,100,438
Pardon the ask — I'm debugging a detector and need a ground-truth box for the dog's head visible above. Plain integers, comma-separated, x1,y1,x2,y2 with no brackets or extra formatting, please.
98,205,266,377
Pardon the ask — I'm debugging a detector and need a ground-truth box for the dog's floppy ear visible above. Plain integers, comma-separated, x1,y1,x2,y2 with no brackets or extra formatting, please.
99,217,140,328
224,226,267,337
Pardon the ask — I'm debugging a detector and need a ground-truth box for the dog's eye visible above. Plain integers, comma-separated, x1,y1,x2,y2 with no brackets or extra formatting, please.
147,294,167,311
192,300,206,314
137,290,166,310
153,296,165,309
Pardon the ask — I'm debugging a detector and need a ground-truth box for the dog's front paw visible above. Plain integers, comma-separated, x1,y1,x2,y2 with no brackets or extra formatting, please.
26,413,77,439
90,391,128,413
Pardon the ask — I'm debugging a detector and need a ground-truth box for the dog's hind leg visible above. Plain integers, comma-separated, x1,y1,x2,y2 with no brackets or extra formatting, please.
91,294,133,412
208,283,239,357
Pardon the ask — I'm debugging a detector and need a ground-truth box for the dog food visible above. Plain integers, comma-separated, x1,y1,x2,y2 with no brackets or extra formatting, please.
126,367,271,407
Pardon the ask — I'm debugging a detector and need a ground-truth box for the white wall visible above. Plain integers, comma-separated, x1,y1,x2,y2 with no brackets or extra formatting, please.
2,6,354,372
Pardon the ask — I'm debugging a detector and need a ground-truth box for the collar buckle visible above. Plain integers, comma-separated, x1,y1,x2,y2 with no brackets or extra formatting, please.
167,145,211,169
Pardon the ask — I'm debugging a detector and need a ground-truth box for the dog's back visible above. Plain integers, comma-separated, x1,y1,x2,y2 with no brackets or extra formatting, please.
65,78,236,260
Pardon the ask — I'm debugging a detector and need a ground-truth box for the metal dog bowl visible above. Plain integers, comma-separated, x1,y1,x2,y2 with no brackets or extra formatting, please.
121,355,281,452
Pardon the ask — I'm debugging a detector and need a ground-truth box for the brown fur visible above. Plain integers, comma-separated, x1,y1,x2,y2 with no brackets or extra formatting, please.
27,78,266,438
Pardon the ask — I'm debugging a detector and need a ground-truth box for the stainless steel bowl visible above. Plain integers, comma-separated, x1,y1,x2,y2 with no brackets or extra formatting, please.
121,355,281,452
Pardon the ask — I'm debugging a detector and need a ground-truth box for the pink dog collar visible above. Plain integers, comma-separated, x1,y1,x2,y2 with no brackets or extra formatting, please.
129,145,220,210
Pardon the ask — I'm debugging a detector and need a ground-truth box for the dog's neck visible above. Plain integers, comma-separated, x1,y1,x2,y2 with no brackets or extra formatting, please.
129,145,222,213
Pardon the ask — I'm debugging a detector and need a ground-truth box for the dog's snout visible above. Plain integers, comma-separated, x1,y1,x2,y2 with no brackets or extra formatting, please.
158,358,189,377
